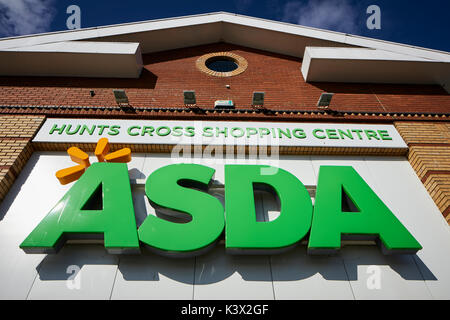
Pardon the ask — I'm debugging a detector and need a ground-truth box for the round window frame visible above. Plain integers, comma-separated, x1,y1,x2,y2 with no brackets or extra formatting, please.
196,52,248,77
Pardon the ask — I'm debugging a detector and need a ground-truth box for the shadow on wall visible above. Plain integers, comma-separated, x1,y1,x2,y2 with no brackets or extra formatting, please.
0,152,41,221
141,42,301,65
0,68,158,89
34,242,437,284
311,82,449,96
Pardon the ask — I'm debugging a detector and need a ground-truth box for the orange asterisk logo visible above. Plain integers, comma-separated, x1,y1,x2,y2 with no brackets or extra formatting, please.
55,138,132,185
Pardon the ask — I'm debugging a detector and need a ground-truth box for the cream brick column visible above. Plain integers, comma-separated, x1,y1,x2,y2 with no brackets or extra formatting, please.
395,122,450,223
0,115,45,202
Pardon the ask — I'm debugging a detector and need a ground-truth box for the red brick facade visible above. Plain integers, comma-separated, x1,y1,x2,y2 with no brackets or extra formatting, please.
0,43,448,114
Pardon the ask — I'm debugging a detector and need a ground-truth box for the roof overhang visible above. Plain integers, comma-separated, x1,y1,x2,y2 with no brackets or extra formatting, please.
302,47,450,87
0,12,448,90
0,41,142,78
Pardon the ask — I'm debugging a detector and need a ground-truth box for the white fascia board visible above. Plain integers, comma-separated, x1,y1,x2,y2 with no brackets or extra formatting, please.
221,19,353,58
304,47,431,62
219,13,348,44
5,41,141,54
0,41,143,78
0,29,102,50
0,12,342,50
0,12,448,65
0,13,225,50
218,13,450,63
302,47,450,90
94,13,224,38
98,21,223,54
219,14,450,63
343,34,450,63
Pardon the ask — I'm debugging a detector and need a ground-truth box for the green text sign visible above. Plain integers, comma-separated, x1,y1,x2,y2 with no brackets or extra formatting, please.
20,163,421,256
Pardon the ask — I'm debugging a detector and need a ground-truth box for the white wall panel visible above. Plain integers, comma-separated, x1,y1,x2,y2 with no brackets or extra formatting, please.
111,252,195,300
310,155,377,188
341,246,432,300
0,153,72,299
0,152,449,300
0,236,43,299
27,245,118,300
193,243,274,300
271,246,354,300
363,157,450,299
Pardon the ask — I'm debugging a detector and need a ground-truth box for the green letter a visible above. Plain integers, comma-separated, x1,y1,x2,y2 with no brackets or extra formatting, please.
20,162,140,254
308,166,422,255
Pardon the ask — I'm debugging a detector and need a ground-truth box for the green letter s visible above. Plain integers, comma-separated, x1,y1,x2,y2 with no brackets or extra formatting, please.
138,164,224,256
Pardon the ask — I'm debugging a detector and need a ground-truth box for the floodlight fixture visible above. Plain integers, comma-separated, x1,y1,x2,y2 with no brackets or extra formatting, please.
252,92,265,107
183,90,197,105
113,89,129,107
317,92,334,109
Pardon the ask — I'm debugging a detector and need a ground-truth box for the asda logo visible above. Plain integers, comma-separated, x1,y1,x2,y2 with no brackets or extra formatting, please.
20,163,421,256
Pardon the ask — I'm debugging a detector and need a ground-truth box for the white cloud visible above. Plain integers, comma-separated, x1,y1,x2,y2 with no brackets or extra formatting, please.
282,0,361,34
0,0,56,37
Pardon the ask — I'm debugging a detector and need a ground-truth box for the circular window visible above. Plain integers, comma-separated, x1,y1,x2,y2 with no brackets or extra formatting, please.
196,52,248,77
205,57,238,73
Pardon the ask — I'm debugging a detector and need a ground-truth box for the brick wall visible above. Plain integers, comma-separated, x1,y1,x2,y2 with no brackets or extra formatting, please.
0,43,448,114
0,42,448,225
395,122,450,223
0,115,45,202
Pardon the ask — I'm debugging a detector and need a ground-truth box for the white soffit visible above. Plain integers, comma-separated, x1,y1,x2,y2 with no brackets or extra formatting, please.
0,41,143,78
0,12,448,81
301,47,450,91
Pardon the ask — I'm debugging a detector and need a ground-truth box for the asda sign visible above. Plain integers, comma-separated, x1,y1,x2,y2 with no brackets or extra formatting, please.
20,163,421,256
33,119,408,149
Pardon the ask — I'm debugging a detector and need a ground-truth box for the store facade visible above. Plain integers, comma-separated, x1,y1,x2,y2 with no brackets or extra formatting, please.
0,13,449,300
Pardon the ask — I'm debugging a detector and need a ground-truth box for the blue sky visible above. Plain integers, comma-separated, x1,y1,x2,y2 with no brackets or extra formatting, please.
0,0,449,52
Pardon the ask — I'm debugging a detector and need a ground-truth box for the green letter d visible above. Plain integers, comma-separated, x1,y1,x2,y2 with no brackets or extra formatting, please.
224,165,313,254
